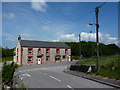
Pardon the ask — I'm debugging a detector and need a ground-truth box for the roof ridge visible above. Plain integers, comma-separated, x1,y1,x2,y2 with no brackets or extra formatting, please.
21,40,65,44
20,40,70,48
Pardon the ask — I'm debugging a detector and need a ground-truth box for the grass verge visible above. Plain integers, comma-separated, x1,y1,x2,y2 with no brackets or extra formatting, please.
77,55,120,80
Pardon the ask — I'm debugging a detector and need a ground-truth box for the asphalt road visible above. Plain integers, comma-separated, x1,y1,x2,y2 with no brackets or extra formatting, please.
17,61,114,89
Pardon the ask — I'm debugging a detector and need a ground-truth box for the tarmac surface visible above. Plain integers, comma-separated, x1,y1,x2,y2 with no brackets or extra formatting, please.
14,61,116,89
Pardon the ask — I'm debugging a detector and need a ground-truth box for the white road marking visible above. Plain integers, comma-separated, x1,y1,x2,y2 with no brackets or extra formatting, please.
22,73,31,77
26,73,31,77
50,76,61,82
67,85,72,88
67,85,74,90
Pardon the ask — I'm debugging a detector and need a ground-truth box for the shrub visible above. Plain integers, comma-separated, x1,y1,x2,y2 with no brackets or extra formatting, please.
2,62,19,87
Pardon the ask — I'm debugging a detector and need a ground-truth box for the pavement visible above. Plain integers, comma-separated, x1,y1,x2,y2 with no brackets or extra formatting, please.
14,61,118,89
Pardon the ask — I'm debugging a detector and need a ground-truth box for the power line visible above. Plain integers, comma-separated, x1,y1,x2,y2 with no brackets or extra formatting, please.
60,8,95,30
98,0,110,8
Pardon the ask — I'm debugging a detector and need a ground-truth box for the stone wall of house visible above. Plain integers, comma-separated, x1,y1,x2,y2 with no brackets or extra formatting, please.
21,47,71,66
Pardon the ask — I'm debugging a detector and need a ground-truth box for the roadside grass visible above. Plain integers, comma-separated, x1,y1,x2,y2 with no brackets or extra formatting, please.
77,56,120,80
2,56,13,62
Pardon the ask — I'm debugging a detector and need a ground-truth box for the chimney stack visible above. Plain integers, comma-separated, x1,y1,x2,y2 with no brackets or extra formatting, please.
18,35,21,41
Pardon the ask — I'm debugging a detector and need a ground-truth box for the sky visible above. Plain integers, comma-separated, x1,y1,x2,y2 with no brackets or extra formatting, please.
1,1,119,48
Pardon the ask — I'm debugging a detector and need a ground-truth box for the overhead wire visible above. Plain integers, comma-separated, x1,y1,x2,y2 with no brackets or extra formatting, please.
59,8,95,31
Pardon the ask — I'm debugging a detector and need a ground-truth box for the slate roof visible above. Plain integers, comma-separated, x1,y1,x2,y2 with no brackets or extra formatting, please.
20,40,71,49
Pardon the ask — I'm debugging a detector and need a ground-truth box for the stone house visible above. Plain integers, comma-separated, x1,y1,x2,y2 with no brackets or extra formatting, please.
14,35,71,66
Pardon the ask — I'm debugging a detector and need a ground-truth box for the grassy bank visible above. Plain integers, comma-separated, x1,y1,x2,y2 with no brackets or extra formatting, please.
77,56,120,80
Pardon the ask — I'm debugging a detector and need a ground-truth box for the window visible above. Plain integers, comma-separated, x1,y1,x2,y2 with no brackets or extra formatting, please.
63,56,66,59
38,48,41,54
55,56,60,61
28,48,33,53
28,56,33,63
65,49,68,54
46,48,50,54
56,49,60,54
46,56,50,61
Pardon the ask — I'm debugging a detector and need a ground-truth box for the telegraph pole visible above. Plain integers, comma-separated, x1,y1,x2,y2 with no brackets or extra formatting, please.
79,34,81,60
95,6,99,71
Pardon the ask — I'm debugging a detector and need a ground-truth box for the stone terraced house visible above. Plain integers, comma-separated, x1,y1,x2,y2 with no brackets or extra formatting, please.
14,35,71,66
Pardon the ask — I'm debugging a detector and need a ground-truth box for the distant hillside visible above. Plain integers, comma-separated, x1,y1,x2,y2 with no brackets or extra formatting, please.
65,41,120,57
1,41,120,58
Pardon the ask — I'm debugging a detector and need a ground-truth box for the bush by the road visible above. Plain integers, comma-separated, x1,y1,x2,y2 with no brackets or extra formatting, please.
2,62,19,88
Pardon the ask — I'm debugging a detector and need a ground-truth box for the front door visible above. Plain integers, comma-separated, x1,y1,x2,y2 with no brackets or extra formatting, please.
38,58,41,64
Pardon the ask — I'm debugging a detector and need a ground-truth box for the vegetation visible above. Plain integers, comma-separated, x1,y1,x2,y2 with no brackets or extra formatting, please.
2,48,14,57
65,41,120,58
2,62,19,88
77,56,120,80
0,47,14,62
72,56,80,60
2,57,13,62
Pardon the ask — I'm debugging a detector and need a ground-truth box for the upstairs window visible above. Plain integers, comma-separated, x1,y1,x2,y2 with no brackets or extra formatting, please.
38,48,41,54
46,48,50,54
56,49,60,54
65,49,68,54
28,48,33,53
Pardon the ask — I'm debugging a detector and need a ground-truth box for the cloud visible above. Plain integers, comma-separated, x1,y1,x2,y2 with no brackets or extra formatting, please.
53,32,118,45
3,13,15,19
53,34,78,42
80,32,118,45
31,0,47,12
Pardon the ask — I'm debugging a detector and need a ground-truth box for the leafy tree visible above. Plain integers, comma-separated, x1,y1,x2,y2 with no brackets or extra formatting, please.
65,41,120,58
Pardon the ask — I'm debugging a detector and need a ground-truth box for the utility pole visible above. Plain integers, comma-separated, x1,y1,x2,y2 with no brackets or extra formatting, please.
89,6,100,71
95,6,99,71
79,34,81,60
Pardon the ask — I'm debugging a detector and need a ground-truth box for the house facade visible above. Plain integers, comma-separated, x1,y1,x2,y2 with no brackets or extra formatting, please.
14,35,71,66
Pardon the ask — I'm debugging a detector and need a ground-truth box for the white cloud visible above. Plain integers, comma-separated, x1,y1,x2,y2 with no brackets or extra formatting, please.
81,32,118,45
53,32,118,45
53,34,78,42
3,13,15,19
31,0,47,12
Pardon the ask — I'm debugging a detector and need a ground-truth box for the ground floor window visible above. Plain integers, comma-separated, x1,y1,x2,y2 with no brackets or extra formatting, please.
55,56,61,61
63,56,66,59
28,56,33,63
46,56,50,61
